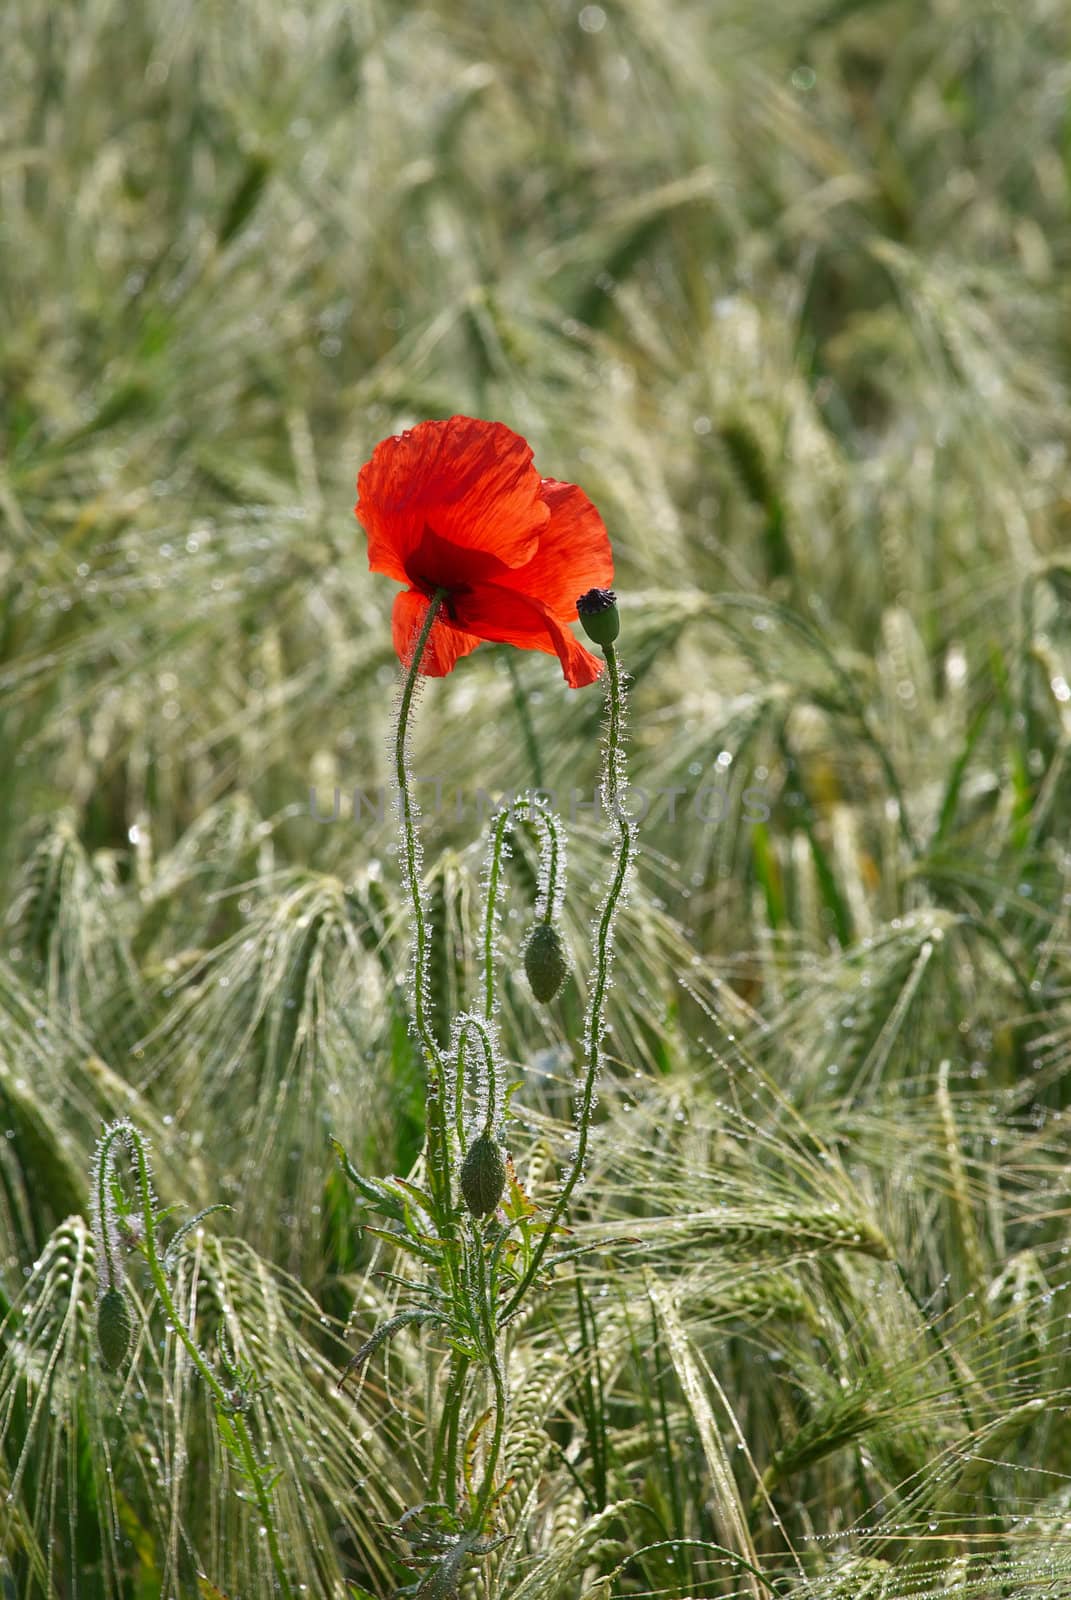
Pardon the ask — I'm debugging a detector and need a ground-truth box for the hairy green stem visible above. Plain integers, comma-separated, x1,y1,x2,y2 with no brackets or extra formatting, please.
233,1409,292,1595
454,1033,471,1153
394,589,453,1221
534,801,563,924
454,1016,499,1139
601,644,626,811
482,807,512,1020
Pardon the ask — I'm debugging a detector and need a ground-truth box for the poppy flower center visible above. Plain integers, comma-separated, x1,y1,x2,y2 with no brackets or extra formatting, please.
404,521,513,619
411,572,469,620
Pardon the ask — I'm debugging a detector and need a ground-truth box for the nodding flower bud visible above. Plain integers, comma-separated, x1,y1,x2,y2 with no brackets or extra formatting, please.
97,1287,133,1371
576,587,620,647
459,1132,507,1217
524,922,569,1003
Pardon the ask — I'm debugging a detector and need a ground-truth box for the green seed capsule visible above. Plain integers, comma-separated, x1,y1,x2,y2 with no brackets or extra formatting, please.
575,587,620,646
524,922,569,1003
459,1133,507,1217
97,1287,133,1371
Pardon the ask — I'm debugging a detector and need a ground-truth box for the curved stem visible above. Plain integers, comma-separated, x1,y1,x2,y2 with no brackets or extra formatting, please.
500,645,634,1323
394,589,453,1220
395,589,448,1055
454,1032,471,1153
482,808,513,1021
529,796,565,924
482,796,566,1017
454,1015,499,1138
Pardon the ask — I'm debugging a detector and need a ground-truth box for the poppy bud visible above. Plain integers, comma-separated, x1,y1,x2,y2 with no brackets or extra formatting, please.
97,1287,133,1371
459,1133,507,1217
524,922,569,1003
576,588,620,647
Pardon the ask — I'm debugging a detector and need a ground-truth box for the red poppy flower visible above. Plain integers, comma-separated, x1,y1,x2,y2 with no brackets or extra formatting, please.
355,416,614,687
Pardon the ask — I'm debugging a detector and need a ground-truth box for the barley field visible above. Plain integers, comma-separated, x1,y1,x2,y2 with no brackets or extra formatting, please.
3,0,1071,1595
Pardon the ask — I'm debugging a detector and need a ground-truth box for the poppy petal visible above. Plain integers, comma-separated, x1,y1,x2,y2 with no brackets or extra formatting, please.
453,583,604,688
392,589,482,677
357,416,550,585
492,478,614,618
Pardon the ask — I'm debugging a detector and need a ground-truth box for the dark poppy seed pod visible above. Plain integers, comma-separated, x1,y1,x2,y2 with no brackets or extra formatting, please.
576,587,620,647
459,1133,507,1217
524,922,569,1003
97,1287,133,1371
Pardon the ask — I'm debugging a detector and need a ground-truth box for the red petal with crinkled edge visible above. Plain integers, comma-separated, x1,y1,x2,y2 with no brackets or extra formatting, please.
392,589,482,677
493,478,614,619
450,583,604,687
357,416,549,586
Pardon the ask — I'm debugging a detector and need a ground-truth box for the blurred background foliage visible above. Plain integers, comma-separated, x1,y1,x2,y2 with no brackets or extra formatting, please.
2,0,1071,1593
